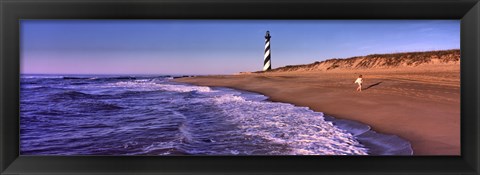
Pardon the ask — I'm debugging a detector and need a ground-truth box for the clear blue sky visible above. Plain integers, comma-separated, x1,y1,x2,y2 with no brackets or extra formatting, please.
21,20,460,75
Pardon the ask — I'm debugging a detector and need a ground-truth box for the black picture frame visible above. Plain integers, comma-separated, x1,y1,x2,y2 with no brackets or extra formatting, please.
1,0,479,174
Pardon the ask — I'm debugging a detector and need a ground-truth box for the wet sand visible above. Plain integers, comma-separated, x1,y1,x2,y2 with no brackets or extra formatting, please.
175,65,460,155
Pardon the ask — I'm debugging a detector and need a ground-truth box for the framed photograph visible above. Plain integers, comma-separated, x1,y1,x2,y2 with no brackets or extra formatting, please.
1,0,479,174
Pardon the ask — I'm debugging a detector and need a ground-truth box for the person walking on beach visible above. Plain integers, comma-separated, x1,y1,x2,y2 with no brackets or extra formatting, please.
355,75,363,92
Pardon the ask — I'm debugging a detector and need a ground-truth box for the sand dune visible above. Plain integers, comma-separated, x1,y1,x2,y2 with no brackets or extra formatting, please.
175,50,460,155
258,49,459,73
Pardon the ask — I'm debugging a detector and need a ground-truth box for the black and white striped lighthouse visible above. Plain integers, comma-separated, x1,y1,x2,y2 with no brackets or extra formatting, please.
263,31,272,71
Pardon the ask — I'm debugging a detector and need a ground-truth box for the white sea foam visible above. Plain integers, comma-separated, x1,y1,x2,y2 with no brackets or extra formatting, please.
102,81,214,93
134,79,150,82
159,84,213,93
201,91,368,155
21,75,63,79
22,85,44,89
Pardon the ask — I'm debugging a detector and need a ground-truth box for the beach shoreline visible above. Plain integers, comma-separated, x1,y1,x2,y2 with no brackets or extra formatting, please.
175,66,460,155
206,86,414,155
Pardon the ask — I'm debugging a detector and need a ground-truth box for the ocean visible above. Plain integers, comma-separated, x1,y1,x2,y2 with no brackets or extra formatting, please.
20,75,411,155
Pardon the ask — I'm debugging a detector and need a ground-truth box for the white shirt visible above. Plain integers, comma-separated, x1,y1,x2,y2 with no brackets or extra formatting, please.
355,78,363,84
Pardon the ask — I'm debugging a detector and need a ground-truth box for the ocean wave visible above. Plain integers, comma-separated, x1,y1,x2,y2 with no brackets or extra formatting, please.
322,115,413,155
21,75,63,79
21,85,45,89
63,76,137,80
45,91,123,112
78,123,113,129
50,91,95,100
66,102,125,112
103,81,213,93
208,93,369,155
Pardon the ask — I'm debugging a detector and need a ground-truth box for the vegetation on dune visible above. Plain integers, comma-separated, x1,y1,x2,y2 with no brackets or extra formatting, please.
258,49,460,73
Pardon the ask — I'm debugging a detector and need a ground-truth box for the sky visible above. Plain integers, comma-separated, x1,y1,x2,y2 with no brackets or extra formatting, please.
20,20,460,75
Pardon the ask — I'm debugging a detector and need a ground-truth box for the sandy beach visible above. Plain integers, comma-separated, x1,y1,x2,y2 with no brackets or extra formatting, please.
175,65,460,155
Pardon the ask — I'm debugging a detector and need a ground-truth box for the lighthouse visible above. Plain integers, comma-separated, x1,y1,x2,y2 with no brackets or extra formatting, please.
263,31,272,71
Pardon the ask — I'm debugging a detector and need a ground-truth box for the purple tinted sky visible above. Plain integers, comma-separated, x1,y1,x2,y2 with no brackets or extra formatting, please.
21,20,460,75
